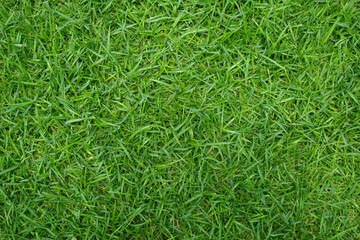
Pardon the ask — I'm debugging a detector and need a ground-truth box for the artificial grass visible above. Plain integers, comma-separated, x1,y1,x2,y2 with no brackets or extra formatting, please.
0,0,360,239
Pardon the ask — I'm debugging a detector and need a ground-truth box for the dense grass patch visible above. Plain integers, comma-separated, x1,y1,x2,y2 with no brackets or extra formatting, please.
1,0,360,239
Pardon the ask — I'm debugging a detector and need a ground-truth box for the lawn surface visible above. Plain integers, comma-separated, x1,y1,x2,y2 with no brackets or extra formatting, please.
1,0,360,239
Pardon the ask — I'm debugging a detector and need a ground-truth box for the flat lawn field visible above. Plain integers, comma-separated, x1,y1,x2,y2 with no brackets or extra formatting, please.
1,0,360,239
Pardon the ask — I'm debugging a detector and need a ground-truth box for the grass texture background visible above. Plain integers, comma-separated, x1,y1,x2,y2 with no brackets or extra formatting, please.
0,0,360,239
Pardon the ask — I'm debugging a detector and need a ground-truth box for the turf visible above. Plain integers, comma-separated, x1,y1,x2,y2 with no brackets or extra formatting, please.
0,0,360,239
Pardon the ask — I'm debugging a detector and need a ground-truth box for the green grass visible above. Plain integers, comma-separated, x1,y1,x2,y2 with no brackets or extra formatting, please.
0,0,360,239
